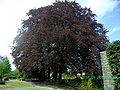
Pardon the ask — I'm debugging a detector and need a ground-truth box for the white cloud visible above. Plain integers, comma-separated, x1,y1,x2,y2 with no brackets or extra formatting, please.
77,0,120,20
108,26,120,35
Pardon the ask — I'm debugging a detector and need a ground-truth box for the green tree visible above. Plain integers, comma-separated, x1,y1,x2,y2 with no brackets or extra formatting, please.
0,62,4,76
12,69,20,77
11,69,23,79
0,57,11,77
106,40,120,90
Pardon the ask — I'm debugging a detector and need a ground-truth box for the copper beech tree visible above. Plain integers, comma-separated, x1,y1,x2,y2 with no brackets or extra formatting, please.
11,1,109,81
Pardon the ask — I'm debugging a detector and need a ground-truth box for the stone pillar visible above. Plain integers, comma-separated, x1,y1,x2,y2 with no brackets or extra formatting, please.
100,51,114,90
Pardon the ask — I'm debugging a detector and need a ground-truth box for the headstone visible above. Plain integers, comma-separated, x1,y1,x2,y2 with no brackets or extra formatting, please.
100,51,114,90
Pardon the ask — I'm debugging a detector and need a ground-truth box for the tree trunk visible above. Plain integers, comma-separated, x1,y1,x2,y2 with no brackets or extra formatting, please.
38,67,46,81
58,67,62,80
52,70,58,82
47,68,50,80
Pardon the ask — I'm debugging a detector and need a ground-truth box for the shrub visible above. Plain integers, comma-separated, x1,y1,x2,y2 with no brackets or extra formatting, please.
92,78,104,90
3,76,9,81
0,81,5,85
79,78,93,89
67,77,82,88
78,78,101,90
79,79,87,88
87,78,93,88
0,76,5,85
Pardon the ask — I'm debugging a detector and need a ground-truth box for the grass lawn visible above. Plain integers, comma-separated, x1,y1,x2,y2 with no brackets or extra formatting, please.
0,81,34,89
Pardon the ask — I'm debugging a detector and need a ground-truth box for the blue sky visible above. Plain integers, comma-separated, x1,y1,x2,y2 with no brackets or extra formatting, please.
100,4,120,41
0,0,120,70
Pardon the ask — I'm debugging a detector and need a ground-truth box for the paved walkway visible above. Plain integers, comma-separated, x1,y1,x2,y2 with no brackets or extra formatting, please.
3,87,63,90
2,80,64,90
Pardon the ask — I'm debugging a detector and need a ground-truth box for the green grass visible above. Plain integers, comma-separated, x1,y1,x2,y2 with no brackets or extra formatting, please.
0,81,34,89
